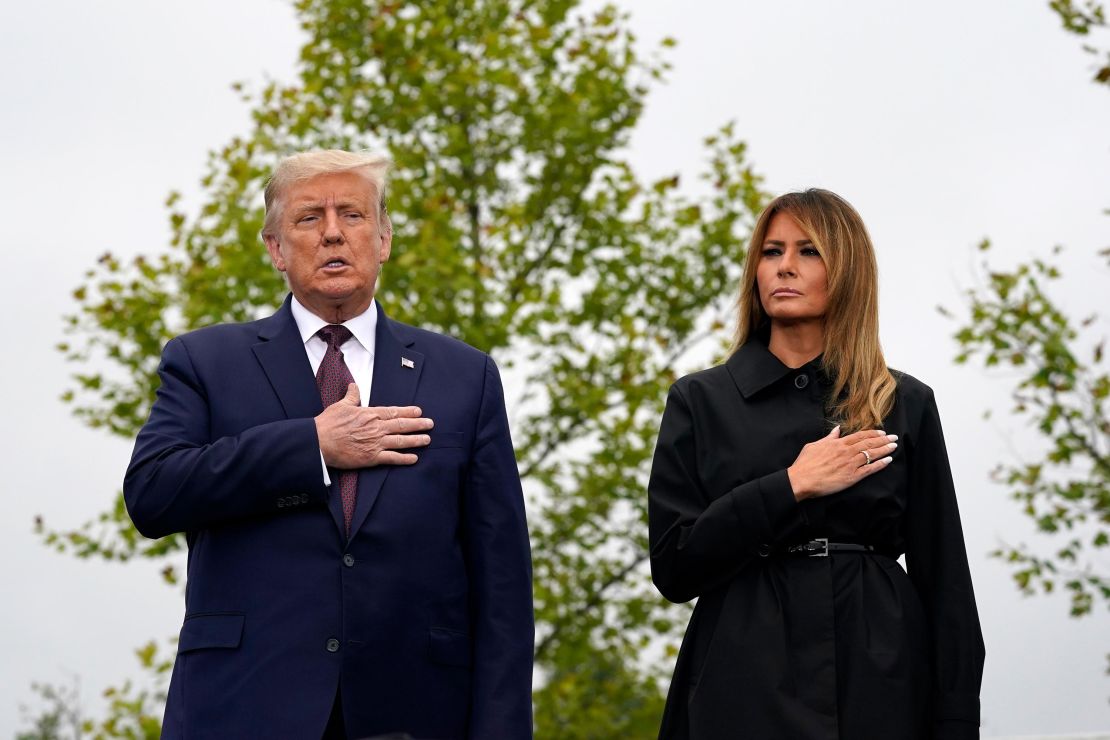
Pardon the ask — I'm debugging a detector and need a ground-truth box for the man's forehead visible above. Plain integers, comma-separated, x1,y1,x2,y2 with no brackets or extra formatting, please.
285,172,378,205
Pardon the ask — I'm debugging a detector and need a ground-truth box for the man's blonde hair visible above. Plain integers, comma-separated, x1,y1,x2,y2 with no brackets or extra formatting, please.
262,150,391,237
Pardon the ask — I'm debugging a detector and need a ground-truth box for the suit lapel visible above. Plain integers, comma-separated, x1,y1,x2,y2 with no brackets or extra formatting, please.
252,296,346,537
348,302,425,540
252,296,324,420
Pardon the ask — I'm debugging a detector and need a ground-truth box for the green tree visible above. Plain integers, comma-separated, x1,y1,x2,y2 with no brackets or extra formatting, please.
949,1,1109,628
950,244,1109,616
17,643,169,740
41,0,765,734
1051,0,1110,86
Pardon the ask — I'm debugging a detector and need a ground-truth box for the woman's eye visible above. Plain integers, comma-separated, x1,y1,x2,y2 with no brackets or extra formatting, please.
761,247,781,257
802,247,820,256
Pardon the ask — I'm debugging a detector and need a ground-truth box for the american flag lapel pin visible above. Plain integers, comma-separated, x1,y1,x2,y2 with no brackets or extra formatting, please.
401,357,415,369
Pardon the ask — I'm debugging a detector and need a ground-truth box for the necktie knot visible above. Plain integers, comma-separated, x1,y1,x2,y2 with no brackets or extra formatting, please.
317,324,353,352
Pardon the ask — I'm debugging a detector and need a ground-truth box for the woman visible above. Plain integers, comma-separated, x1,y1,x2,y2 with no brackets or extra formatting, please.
648,189,985,739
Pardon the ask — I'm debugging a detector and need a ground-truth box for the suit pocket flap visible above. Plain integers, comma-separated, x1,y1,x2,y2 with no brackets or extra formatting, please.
179,613,244,653
428,628,471,667
425,431,464,449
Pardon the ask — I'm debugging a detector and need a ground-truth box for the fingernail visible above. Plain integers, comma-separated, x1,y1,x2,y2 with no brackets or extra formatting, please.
887,434,898,441
889,442,898,449
881,456,893,464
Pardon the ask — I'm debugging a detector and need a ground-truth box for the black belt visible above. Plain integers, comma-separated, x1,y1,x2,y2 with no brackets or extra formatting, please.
784,538,874,558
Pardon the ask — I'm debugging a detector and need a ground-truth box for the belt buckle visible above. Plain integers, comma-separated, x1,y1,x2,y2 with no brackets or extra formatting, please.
808,537,829,557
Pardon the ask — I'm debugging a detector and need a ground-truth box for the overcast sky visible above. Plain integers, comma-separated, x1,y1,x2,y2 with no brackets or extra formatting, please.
1,0,1108,736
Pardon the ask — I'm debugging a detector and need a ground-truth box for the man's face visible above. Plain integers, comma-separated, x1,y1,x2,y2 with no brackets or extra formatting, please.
264,170,392,322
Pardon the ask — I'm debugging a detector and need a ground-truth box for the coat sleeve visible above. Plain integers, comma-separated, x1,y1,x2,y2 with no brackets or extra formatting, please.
463,355,535,739
123,336,329,539
903,388,986,739
648,382,807,604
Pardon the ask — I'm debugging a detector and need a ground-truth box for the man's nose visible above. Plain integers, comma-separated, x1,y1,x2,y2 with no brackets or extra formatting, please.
322,210,343,244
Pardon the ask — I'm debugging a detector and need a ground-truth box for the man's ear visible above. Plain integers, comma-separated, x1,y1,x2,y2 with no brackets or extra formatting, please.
263,233,287,272
378,215,393,263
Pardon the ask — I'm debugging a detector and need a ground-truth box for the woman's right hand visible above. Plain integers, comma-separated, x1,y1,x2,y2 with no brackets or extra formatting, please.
787,426,897,501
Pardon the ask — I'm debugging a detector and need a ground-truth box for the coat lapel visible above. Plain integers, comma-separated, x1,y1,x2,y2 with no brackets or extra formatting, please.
252,296,345,537
347,302,425,540
252,295,324,420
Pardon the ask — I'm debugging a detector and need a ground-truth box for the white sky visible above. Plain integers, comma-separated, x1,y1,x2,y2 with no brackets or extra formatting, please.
1,0,1108,736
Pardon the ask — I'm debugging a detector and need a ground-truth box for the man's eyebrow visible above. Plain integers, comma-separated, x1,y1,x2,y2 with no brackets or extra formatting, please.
289,201,323,214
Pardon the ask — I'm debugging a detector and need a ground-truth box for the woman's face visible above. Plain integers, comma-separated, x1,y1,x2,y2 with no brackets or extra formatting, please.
756,211,829,325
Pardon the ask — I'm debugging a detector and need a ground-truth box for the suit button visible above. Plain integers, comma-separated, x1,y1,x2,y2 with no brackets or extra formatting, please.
326,638,340,653
794,374,809,389
343,554,355,567
757,543,771,558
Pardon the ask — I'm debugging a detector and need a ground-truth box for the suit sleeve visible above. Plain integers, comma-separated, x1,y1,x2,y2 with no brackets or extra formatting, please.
903,388,986,739
463,356,535,739
648,383,807,604
124,336,329,539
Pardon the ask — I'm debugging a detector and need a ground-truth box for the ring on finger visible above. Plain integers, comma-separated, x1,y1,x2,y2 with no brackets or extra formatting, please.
860,449,872,465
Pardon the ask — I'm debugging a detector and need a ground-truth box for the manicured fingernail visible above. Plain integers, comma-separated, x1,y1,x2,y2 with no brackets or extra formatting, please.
888,442,898,449
881,456,893,464
887,434,898,441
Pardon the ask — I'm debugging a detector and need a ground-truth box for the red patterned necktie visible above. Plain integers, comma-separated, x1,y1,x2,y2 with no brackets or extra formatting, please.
316,324,358,536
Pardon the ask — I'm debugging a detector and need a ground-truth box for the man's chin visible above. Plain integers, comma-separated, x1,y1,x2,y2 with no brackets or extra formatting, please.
296,286,375,322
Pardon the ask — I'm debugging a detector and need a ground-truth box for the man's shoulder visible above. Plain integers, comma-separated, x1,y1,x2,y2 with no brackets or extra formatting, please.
172,315,271,347
386,317,488,364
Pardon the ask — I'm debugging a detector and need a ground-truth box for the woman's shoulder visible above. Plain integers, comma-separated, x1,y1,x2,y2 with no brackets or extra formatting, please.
890,368,939,410
671,363,734,397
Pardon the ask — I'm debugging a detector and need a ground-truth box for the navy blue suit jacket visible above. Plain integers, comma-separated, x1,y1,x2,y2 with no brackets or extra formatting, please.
124,296,534,739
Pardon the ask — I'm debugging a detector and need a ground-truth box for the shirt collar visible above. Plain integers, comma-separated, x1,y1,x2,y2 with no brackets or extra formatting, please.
289,295,378,357
726,329,825,399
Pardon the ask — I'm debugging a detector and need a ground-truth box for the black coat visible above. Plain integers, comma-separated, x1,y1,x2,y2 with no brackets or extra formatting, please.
648,339,985,739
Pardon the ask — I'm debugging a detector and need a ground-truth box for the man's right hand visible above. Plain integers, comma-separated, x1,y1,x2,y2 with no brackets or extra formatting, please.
315,383,433,469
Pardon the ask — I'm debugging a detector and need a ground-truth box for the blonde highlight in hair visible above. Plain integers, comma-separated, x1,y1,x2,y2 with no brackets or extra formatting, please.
262,149,392,237
731,189,896,432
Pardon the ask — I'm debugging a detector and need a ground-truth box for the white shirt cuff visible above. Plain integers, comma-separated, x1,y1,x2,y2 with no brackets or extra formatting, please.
320,451,332,486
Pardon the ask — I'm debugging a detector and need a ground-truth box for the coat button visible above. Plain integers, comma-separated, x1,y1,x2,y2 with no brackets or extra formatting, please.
757,543,771,557
326,638,340,653
794,374,809,389
343,554,355,567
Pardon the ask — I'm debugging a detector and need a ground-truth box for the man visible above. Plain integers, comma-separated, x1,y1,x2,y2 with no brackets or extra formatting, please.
125,150,534,739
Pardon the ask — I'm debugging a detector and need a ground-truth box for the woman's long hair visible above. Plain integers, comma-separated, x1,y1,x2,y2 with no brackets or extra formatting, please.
730,189,896,432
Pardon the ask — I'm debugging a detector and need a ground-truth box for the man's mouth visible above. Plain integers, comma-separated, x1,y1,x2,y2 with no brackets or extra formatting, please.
322,259,348,269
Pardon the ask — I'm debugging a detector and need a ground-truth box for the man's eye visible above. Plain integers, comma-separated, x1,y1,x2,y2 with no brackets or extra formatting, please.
345,212,364,220
297,215,318,224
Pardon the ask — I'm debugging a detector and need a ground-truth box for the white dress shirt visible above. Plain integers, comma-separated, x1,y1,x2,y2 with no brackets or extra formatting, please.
289,296,378,484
